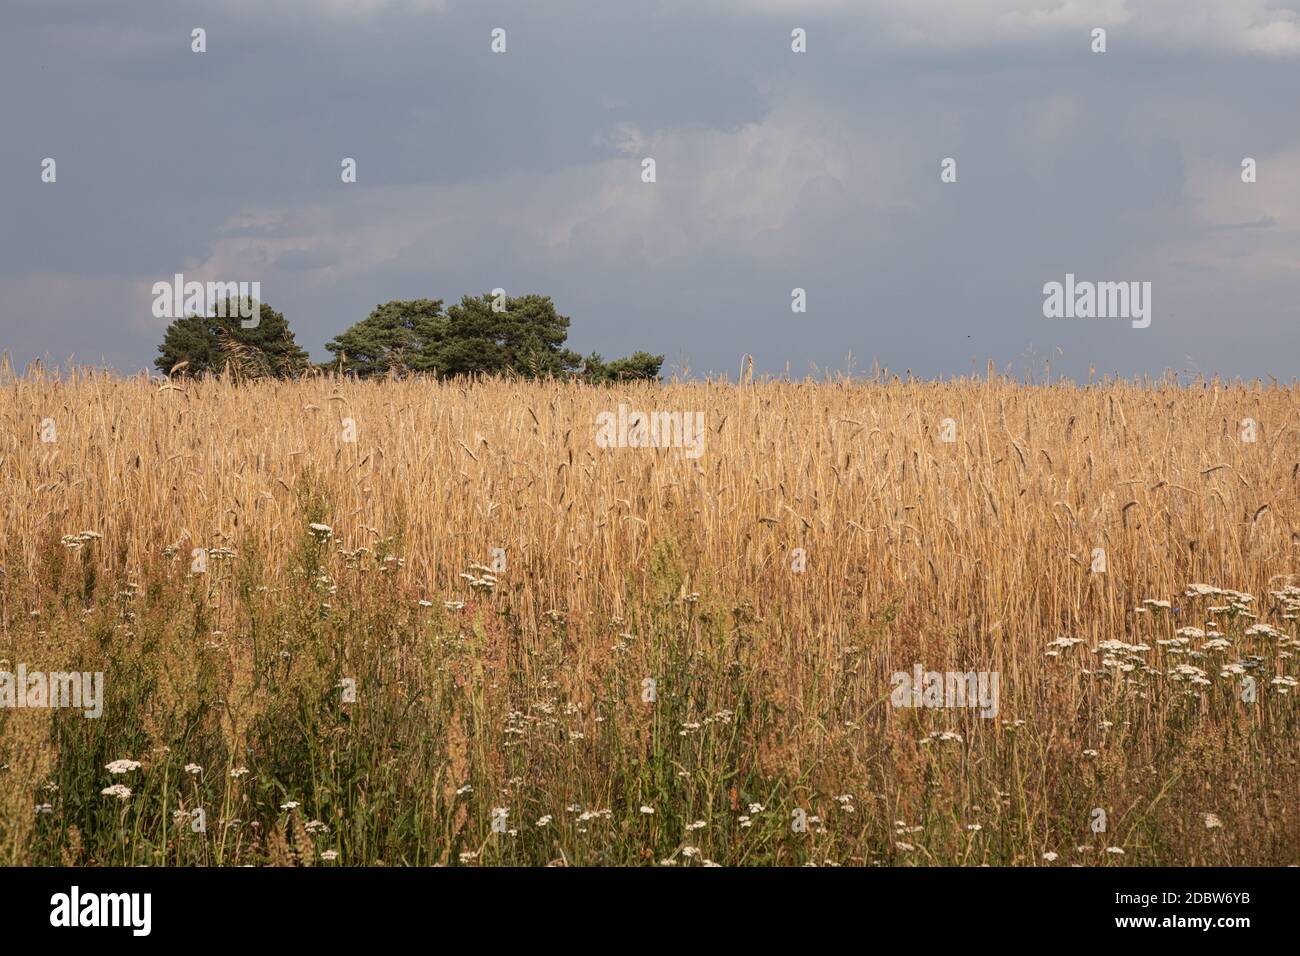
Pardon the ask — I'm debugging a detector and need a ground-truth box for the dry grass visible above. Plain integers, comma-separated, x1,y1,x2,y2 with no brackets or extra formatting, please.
0,362,1296,866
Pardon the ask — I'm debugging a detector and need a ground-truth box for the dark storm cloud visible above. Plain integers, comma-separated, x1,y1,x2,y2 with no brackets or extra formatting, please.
2,0,1298,379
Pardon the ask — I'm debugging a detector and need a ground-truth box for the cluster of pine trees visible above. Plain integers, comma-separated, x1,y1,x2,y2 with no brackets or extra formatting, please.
154,294,663,382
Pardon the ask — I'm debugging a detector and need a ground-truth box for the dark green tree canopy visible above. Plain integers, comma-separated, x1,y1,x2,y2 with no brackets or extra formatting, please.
431,293,581,378
581,351,664,383
323,298,446,377
154,300,310,379
322,293,662,382
157,292,661,383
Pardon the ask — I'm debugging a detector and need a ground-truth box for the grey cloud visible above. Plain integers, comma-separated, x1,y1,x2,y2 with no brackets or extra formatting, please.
1,0,1298,381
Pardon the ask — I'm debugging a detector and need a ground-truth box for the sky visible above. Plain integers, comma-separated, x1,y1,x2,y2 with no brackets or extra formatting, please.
2,0,1299,381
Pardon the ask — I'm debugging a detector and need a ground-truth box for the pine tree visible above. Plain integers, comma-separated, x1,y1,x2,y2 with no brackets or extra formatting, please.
322,299,446,377
154,300,310,379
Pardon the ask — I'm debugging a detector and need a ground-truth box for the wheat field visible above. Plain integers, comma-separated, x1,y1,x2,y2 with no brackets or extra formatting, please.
0,363,1296,866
